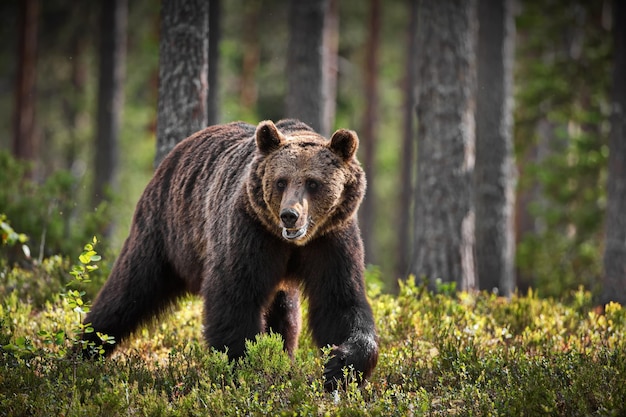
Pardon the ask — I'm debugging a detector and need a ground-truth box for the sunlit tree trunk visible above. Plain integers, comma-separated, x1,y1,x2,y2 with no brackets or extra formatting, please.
285,0,327,133
602,0,626,305
396,0,418,282
411,0,477,291
13,0,39,178
155,0,209,167
93,0,127,210
207,0,221,126
474,0,516,296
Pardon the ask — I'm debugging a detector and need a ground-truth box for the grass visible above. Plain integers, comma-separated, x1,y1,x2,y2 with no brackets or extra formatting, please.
1,246,625,416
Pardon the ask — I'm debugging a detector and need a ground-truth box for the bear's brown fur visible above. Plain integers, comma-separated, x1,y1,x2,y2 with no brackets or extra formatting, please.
83,119,378,391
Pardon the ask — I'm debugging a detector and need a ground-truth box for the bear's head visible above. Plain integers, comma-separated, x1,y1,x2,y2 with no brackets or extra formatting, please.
247,120,366,246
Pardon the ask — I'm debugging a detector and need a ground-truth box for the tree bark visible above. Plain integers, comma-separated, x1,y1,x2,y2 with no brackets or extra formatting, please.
396,0,418,281
285,0,327,133
411,0,478,291
359,0,381,266
602,0,626,305
13,0,39,177
321,0,339,138
93,0,127,208
474,0,516,296
207,0,221,126
155,0,209,167
239,1,259,112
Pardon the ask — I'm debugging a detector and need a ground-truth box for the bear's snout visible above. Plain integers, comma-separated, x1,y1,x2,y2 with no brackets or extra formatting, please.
280,208,300,228
279,203,310,242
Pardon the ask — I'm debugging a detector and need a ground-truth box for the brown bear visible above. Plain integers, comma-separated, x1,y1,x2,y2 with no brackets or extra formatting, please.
83,119,378,391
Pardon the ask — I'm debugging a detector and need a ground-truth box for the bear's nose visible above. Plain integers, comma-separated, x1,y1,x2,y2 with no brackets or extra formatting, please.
280,208,300,228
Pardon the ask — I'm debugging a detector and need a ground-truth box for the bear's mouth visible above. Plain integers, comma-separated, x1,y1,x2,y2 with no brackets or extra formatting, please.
281,219,310,241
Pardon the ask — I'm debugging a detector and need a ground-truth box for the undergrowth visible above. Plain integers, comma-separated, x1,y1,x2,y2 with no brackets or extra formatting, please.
1,232,625,416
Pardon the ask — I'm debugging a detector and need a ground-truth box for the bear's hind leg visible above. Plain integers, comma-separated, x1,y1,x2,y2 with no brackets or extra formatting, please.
264,286,301,358
82,240,186,355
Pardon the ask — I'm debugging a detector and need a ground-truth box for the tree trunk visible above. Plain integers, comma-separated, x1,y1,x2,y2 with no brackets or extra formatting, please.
321,0,339,137
513,118,552,294
602,0,626,305
285,0,327,133
13,0,39,178
207,0,221,126
359,0,381,266
239,1,259,112
474,0,516,296
411,0,478,291
155,0,209,167
396,0,418,281
93,0,127,209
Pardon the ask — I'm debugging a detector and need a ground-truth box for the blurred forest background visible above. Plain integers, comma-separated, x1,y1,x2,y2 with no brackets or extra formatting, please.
0,0,624,302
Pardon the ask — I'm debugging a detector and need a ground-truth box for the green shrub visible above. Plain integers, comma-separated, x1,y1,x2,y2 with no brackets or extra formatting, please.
0,214,109,307
0,151,113,260
1,250,626,415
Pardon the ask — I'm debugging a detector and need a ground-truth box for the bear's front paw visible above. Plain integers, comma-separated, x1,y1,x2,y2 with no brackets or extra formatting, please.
322,336,378,392
323,344,366,392
323,345,348,392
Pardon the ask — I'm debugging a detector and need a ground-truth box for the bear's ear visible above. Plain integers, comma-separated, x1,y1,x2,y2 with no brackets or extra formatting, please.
329,129,359,161
256,120,285,155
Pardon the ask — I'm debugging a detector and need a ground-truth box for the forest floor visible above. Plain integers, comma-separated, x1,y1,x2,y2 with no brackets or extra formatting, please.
1,245,625,416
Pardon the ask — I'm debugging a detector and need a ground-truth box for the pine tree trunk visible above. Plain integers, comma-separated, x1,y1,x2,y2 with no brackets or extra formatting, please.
321,0,339,138
207,0,221,126
396,0,418,281
602,0,626,305
239,1,259,112
411,0,477,291
285,0,327,133
155,0,209,167
93,0,127,209
359,0,381,266
474,0,516,296
13,0,39,178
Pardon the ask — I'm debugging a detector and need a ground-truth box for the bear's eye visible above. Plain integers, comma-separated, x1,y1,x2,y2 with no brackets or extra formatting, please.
276,179,287,190
306,179,320,192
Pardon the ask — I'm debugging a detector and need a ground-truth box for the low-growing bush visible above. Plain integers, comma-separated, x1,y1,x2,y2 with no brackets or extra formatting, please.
1,216,108,307
1,239,625,416
0,151,113,261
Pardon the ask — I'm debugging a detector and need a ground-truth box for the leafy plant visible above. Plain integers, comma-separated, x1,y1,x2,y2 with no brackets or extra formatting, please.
514,1,612,297
1,237,113,359
63,237,115,356
0,151,113,260
1,257,625,415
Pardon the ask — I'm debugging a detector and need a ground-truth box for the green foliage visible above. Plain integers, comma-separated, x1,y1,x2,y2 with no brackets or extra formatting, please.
1,237,113,359
0,214,29,248
0,213,108,307
0,214,73,307
514,1,612,297
64,237,115,356
2,259,625,416
0,151,113,260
